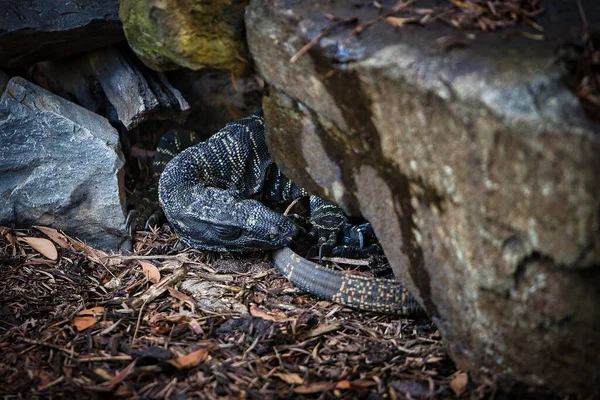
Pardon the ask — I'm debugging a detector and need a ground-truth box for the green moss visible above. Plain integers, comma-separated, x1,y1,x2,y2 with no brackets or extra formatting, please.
119,0,248,74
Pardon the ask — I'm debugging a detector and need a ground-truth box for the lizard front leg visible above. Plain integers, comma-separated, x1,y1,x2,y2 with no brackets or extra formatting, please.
308,195,347,259
309,196,381,259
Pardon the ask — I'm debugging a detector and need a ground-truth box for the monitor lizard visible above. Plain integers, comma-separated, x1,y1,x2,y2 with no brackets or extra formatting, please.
130,110,421,315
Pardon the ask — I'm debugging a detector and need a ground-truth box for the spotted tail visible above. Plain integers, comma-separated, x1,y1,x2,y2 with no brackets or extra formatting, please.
272,247,422,315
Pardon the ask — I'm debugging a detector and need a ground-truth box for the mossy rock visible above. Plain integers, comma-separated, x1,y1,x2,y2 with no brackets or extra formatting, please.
119,0,248,74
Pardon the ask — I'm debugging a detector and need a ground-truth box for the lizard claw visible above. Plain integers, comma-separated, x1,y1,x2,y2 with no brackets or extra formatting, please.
144,209,164,230
318,243,334,261
126,205,164,238
125,209,139,238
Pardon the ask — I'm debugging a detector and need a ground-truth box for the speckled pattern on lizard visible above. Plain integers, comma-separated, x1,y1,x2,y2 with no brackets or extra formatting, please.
154,110,421,315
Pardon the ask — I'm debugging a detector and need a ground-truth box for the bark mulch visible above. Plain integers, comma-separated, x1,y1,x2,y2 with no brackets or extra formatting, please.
0,225,565,399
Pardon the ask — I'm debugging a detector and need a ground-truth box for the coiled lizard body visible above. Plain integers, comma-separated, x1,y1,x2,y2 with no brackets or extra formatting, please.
155,110,421,315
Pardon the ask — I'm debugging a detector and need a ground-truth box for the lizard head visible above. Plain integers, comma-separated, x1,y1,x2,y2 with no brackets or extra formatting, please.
161,186,297,252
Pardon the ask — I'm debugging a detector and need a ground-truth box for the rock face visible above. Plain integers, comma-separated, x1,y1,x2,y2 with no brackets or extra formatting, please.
0,77,126,251
0,0,124,68
246,0,600,394
119,0,248,74
29,46,190,130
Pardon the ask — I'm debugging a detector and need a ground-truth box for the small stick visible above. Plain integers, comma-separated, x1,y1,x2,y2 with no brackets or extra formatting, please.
130,264,189,309
311,256,371,266
77,355,133,362
243,336,261,360
107,254,187,261
20,338,75,357
344,0,413,45
132,298,149,346
576,0,588,31
283,197,302,216
230,70,239,93
35,376,65,392
290,16,358,63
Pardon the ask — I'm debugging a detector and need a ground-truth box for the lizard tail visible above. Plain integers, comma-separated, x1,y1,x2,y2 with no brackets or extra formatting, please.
272,247,423,315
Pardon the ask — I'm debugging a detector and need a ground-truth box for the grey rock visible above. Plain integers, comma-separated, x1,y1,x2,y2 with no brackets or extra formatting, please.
28,46,190,130
0,0,124,68
0,77,126,250
247,0,600,394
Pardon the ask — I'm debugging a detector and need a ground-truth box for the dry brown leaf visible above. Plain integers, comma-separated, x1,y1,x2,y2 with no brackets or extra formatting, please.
163,315,203,334
3,229,16,255
450,0,485,13
168,287,197,312
249,305,286,321
335,380,352,389
72,317,101,332
113,384,132,397
94,368,113,381
306,323,342,338
450,372,468,396
253,292,267,303
384,16,417,27
169,349,210,369
347,380,377,389
139,261,160,283
18,237,58,260
34,370,51,389
186,318,204,335
274,372,305,385
294,381,335,394
34,226,71,249
90,360,137,392
72,306,105,331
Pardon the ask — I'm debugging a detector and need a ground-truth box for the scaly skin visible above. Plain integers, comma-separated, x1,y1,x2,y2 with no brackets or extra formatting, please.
156,110,422,315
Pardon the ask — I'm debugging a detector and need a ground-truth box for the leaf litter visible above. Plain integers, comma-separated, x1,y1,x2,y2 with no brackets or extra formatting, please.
0,224,566,399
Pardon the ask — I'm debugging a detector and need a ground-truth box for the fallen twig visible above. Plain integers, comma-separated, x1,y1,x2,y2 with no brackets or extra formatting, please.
35,376,65,392
20,338,75,357
313,256,371,267
77,355,134,362
130,264,189,309
344,0,413,45
290,16,358,63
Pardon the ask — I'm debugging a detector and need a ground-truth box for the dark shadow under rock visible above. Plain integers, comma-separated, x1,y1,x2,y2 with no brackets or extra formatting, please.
0,0,124,69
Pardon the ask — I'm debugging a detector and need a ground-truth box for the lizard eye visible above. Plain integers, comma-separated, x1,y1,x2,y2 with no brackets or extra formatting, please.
212,225,243,240
268,233,277,240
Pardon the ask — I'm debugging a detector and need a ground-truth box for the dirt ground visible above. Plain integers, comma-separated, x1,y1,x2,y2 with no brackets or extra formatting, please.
0,225,570,399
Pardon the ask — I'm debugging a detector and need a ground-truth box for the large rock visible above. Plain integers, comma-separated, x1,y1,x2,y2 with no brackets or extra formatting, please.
119,0,248,75
29,46,190,130
0,0,124,68
246,0,600,394
0,77,126,251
